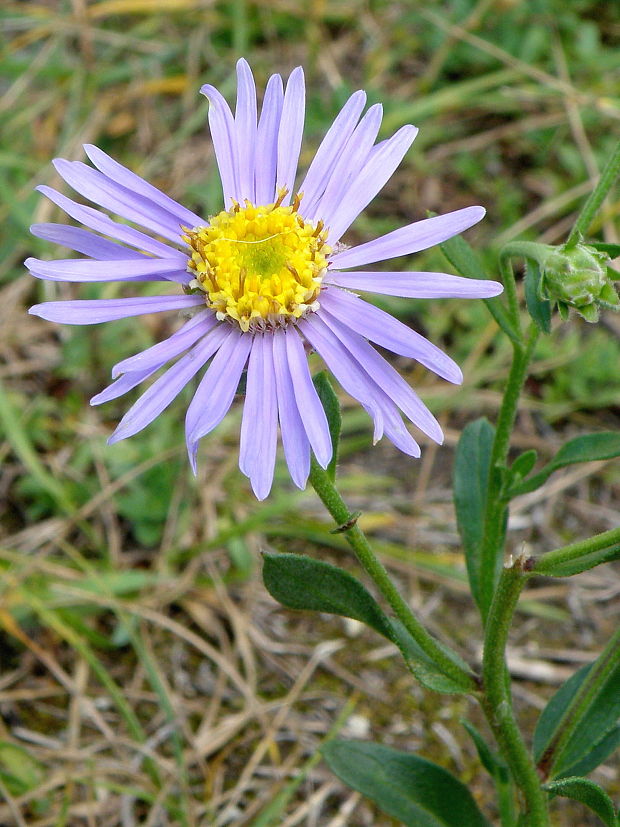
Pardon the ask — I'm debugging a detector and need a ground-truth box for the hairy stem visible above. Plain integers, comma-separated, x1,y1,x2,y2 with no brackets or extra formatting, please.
481,561,550,825
308,459,477,691
534,526,620,575
479,324,539,618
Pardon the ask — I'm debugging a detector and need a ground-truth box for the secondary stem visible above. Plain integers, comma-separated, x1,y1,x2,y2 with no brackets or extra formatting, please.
566,137,620,246
481,560,550,825
534,526,620,575
308,459,477,692
479,325,539,618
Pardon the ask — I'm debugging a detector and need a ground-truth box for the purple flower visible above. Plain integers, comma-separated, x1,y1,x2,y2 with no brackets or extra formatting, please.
27,59,502,500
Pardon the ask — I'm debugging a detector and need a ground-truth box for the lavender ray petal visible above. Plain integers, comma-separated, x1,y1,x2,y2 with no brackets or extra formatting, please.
108,325,231,444
272,332,310,489
53,160,184,243
325,124,419,244
37,186,186,260
29,294,204,325
91,367,159,405
320,288,462,384
25,257,190,283
255,74,284,205
284,326,332,469
307,103,382,224
83,144,204,228
297,90,366,214
330,206,486,270
239,336,278,501
276,67,305,205
201,84,240,206
112,310,215,378
378,396,421,457
318,311,443,443
30,224,149,261
235,58,258,203
325,270,504,298
185,328,252,450
299,315,385,443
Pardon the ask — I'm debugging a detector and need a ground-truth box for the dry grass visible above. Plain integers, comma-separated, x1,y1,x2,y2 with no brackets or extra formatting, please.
1,0,620,823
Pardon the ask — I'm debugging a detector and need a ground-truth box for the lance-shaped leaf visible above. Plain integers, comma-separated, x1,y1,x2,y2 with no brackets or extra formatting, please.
534,657,620,779
544,777,616,827
453,418,495,610
262,552,473,694
508,432,620,498
322,740,491,827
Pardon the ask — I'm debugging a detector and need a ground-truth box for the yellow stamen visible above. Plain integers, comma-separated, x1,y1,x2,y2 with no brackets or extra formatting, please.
183,194,331,332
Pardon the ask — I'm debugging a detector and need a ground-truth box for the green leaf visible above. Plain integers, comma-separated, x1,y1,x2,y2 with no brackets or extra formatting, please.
534,658,620,778
461,721,515,827
509,449,538,481
262,553,473,694
534,544,620,577
312,371,341,481
322,740,491,827
525,260,552,333
461,720,509,782
562,726,620,779
388,618,475,694
440,235,520,345
544,777,616,827
453,418,495,610
262,552,393,638
509,432,620,497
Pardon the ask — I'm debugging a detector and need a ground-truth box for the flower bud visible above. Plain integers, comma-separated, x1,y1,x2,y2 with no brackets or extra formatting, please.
540,242,619,322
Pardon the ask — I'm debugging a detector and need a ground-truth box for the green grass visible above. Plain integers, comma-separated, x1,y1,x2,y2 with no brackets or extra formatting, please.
1,0,619,823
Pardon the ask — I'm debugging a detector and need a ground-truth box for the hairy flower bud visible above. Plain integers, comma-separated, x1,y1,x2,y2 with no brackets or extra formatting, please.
540,242,619,322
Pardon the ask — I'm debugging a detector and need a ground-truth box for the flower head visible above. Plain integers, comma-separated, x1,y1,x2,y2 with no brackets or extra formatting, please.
27,59,502,499
540,241,619,322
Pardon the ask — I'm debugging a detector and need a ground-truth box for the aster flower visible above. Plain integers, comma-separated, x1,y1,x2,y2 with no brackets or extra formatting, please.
27,59,502,499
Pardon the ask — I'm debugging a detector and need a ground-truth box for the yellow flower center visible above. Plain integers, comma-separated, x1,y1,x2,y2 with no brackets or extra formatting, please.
183,192,331,332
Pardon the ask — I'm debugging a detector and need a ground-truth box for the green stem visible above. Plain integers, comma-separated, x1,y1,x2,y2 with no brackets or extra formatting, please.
481,561,550,825
533,526,620,575
566,137,620,246
308,459,477,692
541,625,620,778
479,325,539,618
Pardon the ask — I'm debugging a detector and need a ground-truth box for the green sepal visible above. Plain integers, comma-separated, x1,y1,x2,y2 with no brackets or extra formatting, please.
322,740,492,827
312,371,341,480
507,432,620,498
589,241,620,258
544,777,617,827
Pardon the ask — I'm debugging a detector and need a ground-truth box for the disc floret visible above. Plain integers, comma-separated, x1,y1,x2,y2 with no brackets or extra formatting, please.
183,191,331,332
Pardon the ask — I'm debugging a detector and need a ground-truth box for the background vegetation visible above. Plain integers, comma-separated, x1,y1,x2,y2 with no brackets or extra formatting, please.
1,0,619,823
